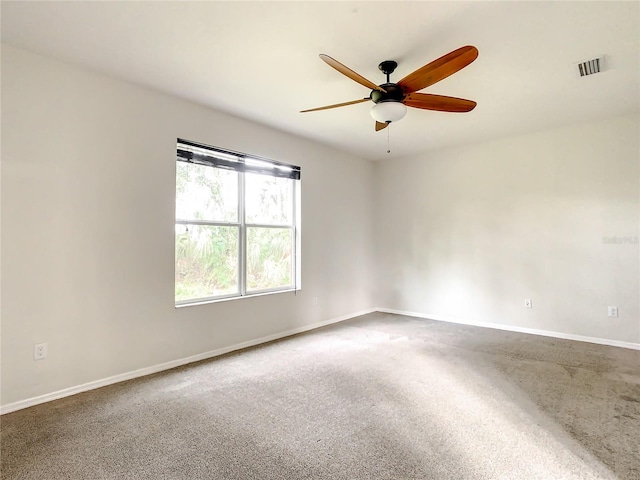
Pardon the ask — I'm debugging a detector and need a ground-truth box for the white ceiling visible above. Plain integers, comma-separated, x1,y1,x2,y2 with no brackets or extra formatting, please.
2,1,639,161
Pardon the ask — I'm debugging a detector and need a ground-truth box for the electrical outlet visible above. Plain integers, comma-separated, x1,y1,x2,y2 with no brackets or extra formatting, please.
608,306,618,317
313,296,319,306
524,299,532,308
34,343,48,360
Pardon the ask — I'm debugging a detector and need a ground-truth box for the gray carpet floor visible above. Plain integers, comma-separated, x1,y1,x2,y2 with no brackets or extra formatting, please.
1,312,639,479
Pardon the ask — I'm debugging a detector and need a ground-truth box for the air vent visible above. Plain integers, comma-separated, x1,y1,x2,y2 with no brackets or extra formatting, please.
576,56,604,77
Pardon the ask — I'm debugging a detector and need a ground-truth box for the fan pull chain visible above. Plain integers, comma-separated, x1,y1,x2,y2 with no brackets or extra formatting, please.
387,124,391,154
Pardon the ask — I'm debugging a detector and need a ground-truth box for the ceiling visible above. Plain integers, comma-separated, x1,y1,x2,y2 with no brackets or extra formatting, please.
1,1,639,161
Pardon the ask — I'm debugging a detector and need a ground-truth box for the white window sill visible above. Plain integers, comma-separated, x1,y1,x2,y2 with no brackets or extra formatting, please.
175,287,301,308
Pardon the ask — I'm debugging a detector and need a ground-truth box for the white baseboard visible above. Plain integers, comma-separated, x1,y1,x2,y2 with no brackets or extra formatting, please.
0,308,375,415
4,306,635,414
377,307,640,351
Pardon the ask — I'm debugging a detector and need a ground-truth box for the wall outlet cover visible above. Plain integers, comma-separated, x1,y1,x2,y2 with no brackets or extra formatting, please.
34,343,48,360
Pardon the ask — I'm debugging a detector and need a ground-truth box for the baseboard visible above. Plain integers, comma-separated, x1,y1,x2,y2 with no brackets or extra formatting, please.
0,308,375,415
377,308,640,351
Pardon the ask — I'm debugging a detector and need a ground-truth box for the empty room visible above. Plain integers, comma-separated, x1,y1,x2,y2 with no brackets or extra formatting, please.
1,2,639,479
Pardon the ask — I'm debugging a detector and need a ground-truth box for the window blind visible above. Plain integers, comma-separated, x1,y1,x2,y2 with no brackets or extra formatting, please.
177,138,301,180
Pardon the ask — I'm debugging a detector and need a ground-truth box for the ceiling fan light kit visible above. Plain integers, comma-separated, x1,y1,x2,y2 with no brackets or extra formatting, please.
370,102,407,123
301,46,479,131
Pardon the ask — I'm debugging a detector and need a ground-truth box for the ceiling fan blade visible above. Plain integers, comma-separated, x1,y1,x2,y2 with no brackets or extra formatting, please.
300,98,369,113
375,121,388,131
403,93,477,112
398,46,478,94
319,54,386,93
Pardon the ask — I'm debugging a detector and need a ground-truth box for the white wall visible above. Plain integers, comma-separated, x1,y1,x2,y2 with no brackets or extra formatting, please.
3,43,638,411
0,45,375,407
375,114,640,344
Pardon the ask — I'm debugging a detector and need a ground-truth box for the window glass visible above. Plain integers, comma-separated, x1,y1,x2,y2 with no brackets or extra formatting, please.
176,162,238,222
246,227,293,291
175,224,239,301
245,172,293,225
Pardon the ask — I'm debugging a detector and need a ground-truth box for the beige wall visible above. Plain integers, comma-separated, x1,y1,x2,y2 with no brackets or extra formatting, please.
374,114,640,343
1,45,375,407
2,43,639,410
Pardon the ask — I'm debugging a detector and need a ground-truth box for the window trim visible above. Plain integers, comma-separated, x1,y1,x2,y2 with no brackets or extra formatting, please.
175,139,301,306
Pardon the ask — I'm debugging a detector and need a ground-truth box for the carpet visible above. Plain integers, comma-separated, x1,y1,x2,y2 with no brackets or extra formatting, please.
1,312,639,479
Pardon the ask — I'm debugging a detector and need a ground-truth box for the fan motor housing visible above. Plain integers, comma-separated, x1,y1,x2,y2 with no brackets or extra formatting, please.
371,83,405,104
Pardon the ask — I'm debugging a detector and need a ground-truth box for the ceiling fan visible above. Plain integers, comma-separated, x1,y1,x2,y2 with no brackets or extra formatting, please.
301,45,478,131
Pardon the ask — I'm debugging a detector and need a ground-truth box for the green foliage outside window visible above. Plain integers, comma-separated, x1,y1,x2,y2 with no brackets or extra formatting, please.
175,160,296,303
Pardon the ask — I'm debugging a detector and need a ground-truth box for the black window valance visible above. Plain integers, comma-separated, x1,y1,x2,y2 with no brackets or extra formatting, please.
177,138,301,180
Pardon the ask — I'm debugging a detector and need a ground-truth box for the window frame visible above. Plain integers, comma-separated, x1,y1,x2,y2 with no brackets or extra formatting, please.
175,139,300,306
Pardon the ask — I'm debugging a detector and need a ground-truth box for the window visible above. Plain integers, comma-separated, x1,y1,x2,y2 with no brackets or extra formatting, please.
175,139,301,305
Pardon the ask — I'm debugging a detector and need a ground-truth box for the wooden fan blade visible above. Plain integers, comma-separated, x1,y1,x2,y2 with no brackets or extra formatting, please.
300,98,369,113
404,93,476,113
319,54,386,93
375,121,388,131
398,46,478,94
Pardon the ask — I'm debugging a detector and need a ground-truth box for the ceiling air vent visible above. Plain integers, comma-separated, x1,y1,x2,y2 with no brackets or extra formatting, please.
576,56,604,77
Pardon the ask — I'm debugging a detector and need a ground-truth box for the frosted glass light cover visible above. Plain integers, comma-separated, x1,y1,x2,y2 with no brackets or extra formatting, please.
370,102,407,123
